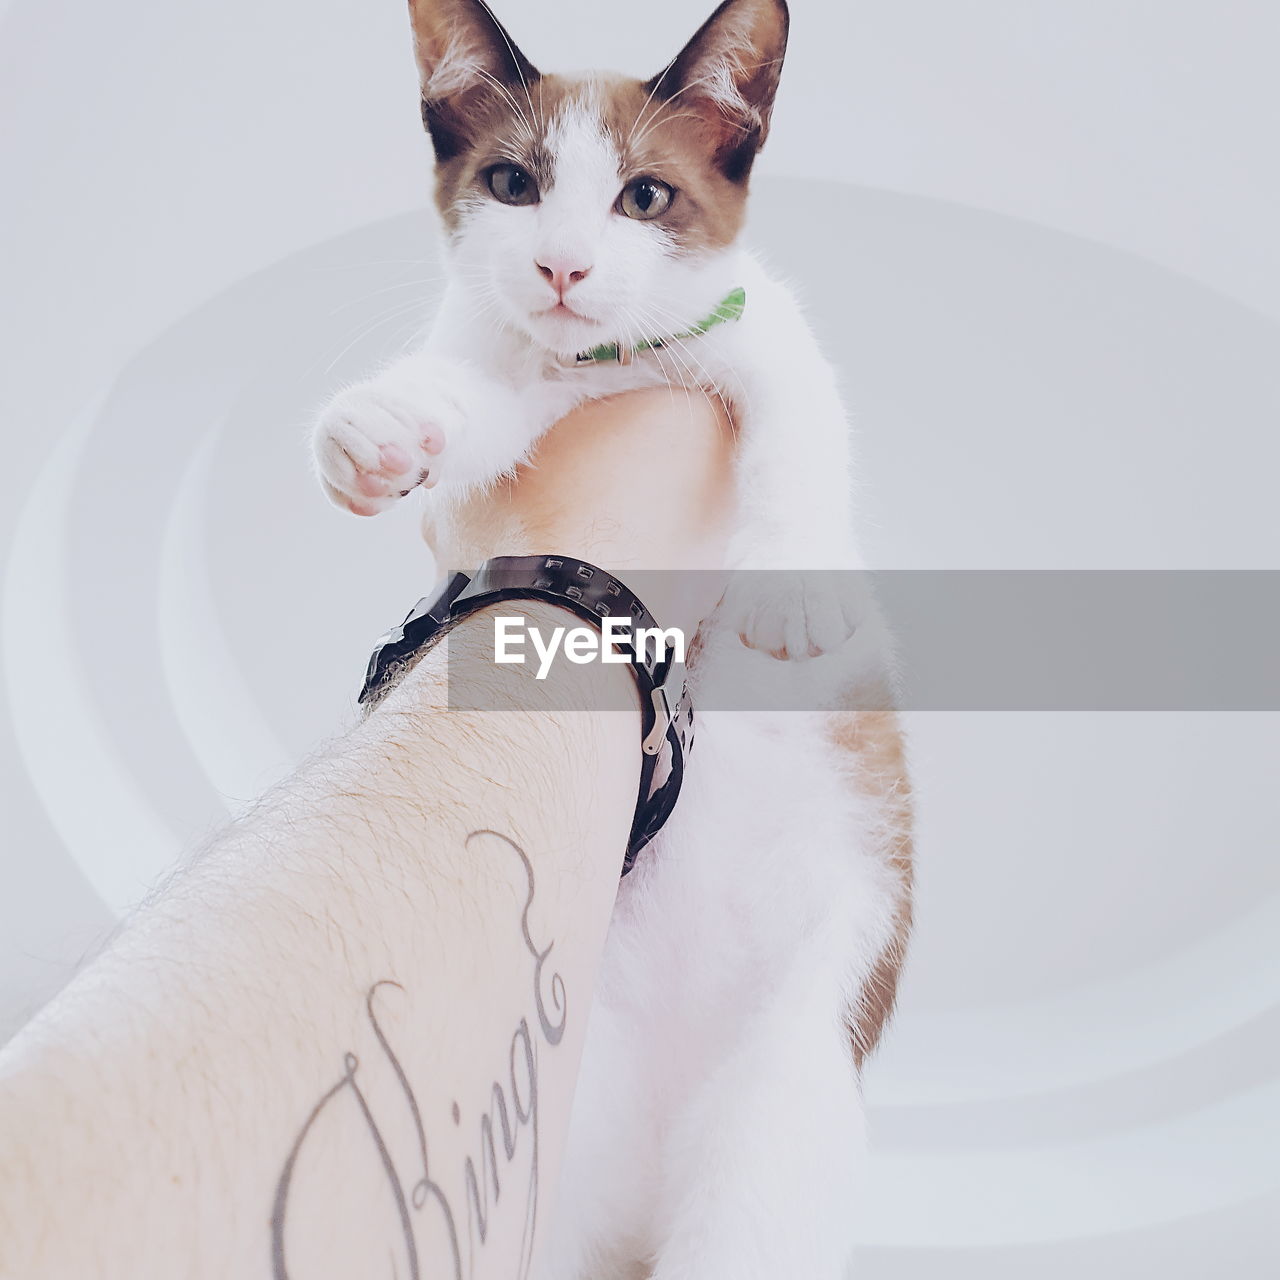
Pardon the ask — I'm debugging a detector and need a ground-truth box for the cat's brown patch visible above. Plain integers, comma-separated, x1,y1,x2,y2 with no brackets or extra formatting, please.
412,0,789,250
428,71,760,254
595,75,756,253
826,693,915,1069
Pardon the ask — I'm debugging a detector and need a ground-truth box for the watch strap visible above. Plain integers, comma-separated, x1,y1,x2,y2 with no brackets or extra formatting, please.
359,555,694,876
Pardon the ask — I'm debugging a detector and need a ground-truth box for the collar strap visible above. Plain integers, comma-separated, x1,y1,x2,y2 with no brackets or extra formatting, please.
571,286,746,367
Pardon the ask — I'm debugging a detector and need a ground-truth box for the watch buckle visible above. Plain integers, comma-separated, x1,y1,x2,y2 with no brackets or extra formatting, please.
642,669,684,756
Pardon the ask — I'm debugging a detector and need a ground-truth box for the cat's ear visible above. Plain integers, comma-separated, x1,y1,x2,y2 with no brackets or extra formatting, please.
648,0,789,176
407,0,540,162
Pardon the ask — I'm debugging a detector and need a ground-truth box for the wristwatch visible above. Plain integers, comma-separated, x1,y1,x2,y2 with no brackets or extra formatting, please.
358,555,695,876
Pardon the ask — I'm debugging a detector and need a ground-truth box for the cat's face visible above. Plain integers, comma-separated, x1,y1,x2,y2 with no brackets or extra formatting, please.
409,0,789,358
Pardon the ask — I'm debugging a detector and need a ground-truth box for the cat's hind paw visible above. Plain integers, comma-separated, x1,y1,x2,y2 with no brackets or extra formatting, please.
720,572,861,661
313,383,449,516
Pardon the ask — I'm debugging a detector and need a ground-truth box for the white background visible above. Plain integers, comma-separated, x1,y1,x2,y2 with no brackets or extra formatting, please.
1,1,1278,1273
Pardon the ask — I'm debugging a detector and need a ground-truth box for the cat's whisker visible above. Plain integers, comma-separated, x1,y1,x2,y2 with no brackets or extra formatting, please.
625,306,685,399
654,321,733,409
627,53,681,148
482,19,542,142
324,277,447,318
632,60,780,144
333,293,432,345
472,301,509,332
384,310,434,360
468,285,514,335
644,343,679,398
651,336,726,422
628,110,706,153
475,67,537,146
308,257,438,273
321,296,433,376
632,300,734,422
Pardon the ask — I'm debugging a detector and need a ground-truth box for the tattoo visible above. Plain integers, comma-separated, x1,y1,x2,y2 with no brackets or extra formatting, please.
271,831,566,1279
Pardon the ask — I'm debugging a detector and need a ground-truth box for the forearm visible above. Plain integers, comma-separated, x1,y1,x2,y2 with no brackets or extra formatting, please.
0,607,638,1279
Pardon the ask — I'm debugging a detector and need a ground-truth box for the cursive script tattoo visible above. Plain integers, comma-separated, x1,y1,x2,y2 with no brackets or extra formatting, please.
271,831,565,1279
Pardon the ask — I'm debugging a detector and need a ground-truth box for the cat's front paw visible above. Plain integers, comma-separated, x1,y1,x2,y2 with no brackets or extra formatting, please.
720,572,861,661
313,382,454,516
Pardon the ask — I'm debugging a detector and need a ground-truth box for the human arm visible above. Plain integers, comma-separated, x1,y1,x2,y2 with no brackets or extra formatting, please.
0,388,733,1280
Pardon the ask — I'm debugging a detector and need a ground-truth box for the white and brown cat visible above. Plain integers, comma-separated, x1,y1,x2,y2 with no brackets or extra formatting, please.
313,1,912,1276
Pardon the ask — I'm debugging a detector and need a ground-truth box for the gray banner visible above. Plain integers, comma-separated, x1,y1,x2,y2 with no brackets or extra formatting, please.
440,570,1280,712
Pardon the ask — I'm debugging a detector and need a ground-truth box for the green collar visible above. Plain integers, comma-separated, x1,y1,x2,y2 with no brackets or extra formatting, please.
570,286,746,367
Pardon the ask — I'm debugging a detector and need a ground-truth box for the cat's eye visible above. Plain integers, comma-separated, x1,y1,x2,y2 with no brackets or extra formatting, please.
618,177,674,221
486,163,540,206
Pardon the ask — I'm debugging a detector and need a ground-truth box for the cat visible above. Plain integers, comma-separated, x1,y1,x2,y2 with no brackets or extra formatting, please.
313,1,913,1276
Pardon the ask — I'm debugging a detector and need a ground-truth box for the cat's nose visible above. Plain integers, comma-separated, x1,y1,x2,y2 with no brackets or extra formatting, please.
536,258,592,297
